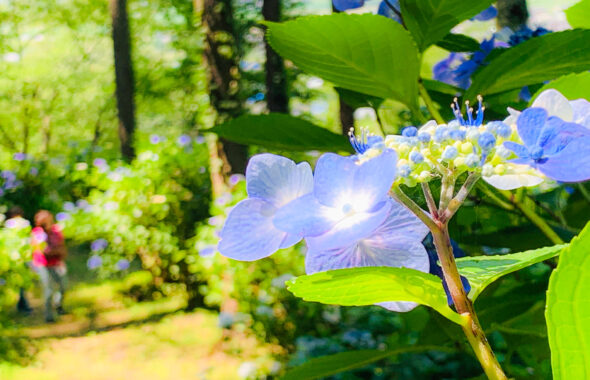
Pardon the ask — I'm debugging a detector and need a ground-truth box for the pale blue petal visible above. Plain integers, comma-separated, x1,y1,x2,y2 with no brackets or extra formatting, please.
539,137,590,182
273,193,339,237
352,150,398,209
313,153,357,207
306,201,392,252
503,141,530,158
246,153,313,207
517,108,548,147
538,117,590,156
218,199,286,261
571,99,590,129
279,233,302,249
531,89,573,121
377,301,419,312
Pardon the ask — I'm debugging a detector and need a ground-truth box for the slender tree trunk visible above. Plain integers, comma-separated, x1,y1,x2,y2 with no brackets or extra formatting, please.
202,0,248,174
332,4,355,135
496,0,529,29
110,0,136,162
263,0,288,113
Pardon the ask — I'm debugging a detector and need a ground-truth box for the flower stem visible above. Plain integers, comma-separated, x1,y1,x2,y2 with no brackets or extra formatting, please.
418,80,445,124
394,185,508,379
431,222,508,380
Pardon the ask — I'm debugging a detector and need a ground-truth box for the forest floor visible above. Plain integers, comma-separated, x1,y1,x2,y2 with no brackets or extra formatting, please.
0,250,278,380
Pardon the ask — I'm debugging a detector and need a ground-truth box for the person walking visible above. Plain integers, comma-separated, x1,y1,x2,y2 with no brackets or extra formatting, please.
31,210,68,322
5,206,33,315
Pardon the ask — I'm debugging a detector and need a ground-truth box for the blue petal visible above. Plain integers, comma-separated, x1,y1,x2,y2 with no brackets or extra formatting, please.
306,201,392,252
517,108,548,147
538,117,590,156
246,153,313,208
503,141,530,159
471,5,497,21
538,137,590,182
218,199,291,261
571,99,590,129
332,0,364,11
352,149,397,210
313,153,356,208
377,0,402,23
273,193,340,237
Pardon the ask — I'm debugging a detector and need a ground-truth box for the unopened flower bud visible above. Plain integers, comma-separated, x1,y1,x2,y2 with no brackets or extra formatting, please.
442,146,458,161
409,150,424,164
478,132,496,151
402,126,418,137
465,153,480,168
482,163,494,177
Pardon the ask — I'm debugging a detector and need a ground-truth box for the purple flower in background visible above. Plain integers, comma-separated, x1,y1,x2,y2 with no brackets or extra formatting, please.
13,152,27,161
218,154,313,261
215,192,233,207
199,245,216,257
471,5,497,21
0,278,6,286
29,167,39,176
149,134,161,144
504,108,590,182
177,134,191,146
116,259,130,271
332,0,364,11
207,216,224,227
195,136,205,144
63,202,76,212
2,170,16,182
229,174,245,186
56,212,70,222
93,158,107,168
305,199,430,312
273,150,397,252
87,255,103,270
91,238,108,252
76,199,89,209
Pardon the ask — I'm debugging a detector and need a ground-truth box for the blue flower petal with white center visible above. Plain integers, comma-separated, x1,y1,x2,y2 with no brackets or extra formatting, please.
305,199,429,312
332,0,364,11
219,198,293,261
246,154,313,208
273,193,340,238
313,151,397,210
516,108,548,147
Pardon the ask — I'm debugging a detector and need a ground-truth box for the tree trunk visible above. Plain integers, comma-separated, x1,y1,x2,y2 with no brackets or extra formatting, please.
202,0,248,174
110,0,136,162
496,0,529,30
263,0,288,113
332,4,355,135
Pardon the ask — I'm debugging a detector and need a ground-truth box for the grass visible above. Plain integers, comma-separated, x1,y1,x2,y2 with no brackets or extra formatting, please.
0,248,278,380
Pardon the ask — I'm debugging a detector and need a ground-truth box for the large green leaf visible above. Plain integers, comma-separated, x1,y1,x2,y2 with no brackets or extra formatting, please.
208,113,352,152
532,72,590,103
435,33,481,52
400,0,494,51
466,29,590,99
456,244,566,300
566,0,590,28
546,221,590,379
281,345,450,380
286,267,465,325
265,14,420,109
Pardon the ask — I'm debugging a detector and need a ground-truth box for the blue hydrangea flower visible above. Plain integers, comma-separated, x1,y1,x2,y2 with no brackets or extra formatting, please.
218,154,313,261
274,150,397,252
304,198,430,312
177,134,191,146
87,255,102,270
504,108,590,182
149,134,161,144
332,0,364,11
471,5,497,21
377,0,402,23
13,152,26,161
508,26,550,46
348,128,384,155
116,259,130,271
91,238,108,251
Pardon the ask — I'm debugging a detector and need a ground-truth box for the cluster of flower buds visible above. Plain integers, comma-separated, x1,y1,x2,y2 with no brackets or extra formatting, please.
350,96,543,189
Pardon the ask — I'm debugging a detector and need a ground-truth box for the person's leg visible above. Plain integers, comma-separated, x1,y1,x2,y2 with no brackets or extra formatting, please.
34,265,55,322
16,287,32,314
48,264,67,314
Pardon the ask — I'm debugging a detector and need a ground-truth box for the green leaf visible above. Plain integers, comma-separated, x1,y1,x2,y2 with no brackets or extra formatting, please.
286,266,465,325
208,113,352,152
265,14,420,109
546,221,590,379
531,72,590,104
400,0,494,51
281,346,451,380
334,87,384,110
435,33,480,52
456,244,566,300
466,29,590,99
566,0,590,28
